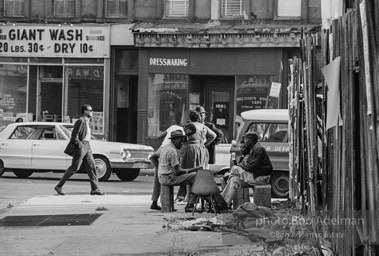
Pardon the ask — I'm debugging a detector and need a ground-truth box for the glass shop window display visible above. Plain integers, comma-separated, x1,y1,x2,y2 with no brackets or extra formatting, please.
147,74,189,137
0,64,28,123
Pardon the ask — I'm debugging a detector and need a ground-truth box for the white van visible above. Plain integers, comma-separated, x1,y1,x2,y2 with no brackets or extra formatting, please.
210,109,289,198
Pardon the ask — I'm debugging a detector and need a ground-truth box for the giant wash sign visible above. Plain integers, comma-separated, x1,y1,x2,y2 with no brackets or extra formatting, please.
0,25,110,58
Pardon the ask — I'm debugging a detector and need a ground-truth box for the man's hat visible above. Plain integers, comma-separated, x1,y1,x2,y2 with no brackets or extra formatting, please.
168,129,186,139
244,131,259,140
195,106,207,114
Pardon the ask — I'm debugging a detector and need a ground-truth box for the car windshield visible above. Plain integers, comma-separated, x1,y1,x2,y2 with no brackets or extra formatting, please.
59,125,72,138
244,122,288,142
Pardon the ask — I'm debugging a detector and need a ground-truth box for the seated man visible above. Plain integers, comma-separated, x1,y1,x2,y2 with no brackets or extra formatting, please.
158,129,202,212
221,132,272,208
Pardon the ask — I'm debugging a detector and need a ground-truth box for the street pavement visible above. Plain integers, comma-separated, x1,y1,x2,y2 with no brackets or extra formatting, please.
0,173,262,256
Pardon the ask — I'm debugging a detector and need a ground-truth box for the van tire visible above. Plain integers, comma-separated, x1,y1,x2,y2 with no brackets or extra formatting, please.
271,172,289,198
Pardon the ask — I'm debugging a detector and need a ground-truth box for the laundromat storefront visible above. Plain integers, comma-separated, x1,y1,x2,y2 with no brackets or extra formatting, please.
0,25,110,136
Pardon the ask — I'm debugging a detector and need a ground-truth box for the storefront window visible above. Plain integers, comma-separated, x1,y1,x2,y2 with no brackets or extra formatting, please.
0,64,28,122
148,74,188,136
65,66,104,134
236,75,275,115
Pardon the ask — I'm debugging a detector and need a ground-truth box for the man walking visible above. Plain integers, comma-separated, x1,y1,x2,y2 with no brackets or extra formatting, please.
221,132,272,207
54,104,104,196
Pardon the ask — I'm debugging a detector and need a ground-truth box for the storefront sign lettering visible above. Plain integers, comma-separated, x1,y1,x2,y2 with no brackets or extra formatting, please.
0,25,109,58
163,74,188,81
149,58,188,67
236,75,275,114
66,67,103,80
264,145,289,152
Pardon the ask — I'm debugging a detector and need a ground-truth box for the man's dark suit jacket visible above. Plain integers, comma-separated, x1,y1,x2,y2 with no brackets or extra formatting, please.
70,116,88,148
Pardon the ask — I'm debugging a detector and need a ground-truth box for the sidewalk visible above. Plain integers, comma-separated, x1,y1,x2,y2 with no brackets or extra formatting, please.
0,194,261,256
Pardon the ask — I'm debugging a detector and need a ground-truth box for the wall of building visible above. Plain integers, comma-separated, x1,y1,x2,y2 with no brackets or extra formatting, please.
1,0,321,24
251,0,275,20
81,0,98,19
308,0,322,23
195,0,211,20
134,0,161,20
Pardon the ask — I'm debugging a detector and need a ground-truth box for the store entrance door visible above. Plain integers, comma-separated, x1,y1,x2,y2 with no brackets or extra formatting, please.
191,76,235,142
38,66,63,122
115,75,138,143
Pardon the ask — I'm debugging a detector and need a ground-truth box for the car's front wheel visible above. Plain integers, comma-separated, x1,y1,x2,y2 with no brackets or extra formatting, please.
13,169,33,178
115,168,140,181
93,155,112,181
271,172,289,198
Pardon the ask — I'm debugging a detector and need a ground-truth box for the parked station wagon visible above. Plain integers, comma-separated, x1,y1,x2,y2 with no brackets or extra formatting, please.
0,122,154,181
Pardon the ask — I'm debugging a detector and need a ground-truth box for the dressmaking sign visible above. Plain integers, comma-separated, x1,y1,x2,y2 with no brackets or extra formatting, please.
0,25,110,58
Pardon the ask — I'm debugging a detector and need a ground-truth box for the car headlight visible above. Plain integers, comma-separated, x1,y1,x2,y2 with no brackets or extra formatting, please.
121,149,131,160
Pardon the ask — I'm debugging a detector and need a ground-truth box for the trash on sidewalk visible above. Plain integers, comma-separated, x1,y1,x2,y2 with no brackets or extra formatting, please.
219,201,332,255
163,216,224,232
161,201,333,255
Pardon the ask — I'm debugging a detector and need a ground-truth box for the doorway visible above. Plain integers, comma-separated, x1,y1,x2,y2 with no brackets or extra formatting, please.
115,75,138,143
38,66,63,121
191,76,235,142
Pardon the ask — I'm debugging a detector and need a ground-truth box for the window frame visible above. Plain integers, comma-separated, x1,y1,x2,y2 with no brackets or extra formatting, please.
165,0,189,18
274,0,304,20
10,126,36,140
53,0,75,18
105,0,129,18
147,73,189,136
3,0,25,17
244,122,289,143
221,0,245,18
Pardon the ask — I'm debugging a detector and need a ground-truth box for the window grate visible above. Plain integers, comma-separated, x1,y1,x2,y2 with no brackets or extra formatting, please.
0,214,102,227
277,0,301,17
222,0,244,16
166,0,188,17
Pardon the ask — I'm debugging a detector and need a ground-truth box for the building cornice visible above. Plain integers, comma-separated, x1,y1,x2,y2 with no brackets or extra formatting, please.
134,32,302,48
132,24,320,48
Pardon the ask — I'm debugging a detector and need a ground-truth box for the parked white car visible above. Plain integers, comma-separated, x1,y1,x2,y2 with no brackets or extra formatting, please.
0,122,154,181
